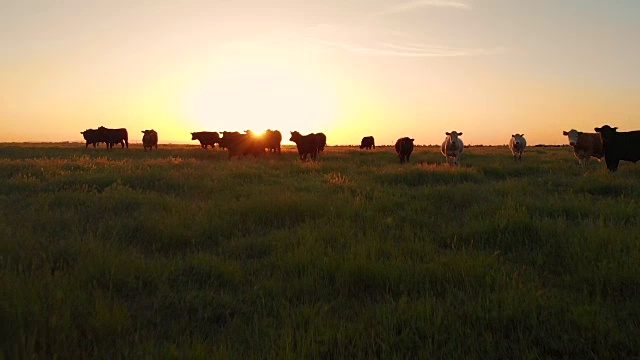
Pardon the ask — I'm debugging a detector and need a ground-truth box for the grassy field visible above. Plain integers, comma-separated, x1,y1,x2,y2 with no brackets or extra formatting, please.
1,143,639,359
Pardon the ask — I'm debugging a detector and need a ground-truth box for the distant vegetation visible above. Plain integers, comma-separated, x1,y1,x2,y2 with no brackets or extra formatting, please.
1,144,639,358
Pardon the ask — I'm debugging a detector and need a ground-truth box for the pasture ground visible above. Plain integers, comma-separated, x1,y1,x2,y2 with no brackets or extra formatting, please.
1,143,639,359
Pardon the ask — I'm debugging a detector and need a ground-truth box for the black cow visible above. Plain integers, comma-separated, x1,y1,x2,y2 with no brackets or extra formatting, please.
265,129,282,154
360,136,375,150
80,129,101,148
314,132,327,152
142,130,158,151
220,132,264,159
594,125,640,172
290,131,319,161
395,137,414,164
191,131,220,149
98,126,128,149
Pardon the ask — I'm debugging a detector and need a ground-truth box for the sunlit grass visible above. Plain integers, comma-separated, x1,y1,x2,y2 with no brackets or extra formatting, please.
1,143,639,358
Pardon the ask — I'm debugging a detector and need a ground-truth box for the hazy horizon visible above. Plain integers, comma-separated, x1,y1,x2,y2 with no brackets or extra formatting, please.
2,0,639,146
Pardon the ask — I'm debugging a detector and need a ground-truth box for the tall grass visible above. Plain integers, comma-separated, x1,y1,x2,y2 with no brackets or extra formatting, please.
1,143,639,358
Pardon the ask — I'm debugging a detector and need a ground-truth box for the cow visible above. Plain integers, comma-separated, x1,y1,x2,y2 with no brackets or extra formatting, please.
264,129,282,154
360,136,375,150
594,125,640,172
509,134,527,160
98,126,128,149
441,131,463,165
290,131,320,161
314,132,327,152
219,131,241,151
191,131,220,149
562,129,604,167
395,137,414,164
220,132,263,159
141,130,158,151
80,129,101,148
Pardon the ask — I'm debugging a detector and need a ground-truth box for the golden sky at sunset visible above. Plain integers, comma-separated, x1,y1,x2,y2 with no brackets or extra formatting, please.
1,0,639,145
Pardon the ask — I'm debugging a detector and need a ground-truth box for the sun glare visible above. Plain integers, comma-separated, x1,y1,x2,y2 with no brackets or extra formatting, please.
183,60,338,137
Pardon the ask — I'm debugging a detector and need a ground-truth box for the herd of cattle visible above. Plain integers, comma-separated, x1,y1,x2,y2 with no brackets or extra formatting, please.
80,125,640,171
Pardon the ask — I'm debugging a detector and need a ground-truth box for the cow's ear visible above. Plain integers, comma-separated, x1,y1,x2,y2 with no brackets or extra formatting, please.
512,134,516,137
521,134,524,137
410,138,414,141
446,132,451,135
458,133,463,136
562,131,568,135
613,127,618,130
141,131,144,133
594,127,600,132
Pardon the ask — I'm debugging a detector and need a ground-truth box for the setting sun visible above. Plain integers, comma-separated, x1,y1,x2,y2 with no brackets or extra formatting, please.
182,57,339,139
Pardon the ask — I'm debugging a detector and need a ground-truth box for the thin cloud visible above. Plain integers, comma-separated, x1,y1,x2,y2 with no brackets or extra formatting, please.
375,0,472,16
299,36,499,57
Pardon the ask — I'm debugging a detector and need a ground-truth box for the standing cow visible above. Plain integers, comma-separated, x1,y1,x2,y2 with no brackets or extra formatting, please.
265,129,282,154
290,131,320,161
509,134,527,160
314,133,327,152
441,131,463,165
142,130,158,151
562,129,604,167
360,136,375,150
191,131,220,149
594,125,640,172
80,129,101,148
395,137,414,164
98,126,128,149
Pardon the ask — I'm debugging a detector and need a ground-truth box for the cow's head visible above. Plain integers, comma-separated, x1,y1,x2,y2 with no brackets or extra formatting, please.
446,131,462,140
594,125,618,144
562,129,581,146
289,131,301,142
512,133,525,146
191,132,197,140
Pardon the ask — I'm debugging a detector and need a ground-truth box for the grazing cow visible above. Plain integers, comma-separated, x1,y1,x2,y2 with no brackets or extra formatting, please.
594,125,640,172
80,129,101,148
562,129,604,167
395,137,414,164
360,136,375,150
290,131,320,161
191,131,220,149
441,131,463,165
141,130,158,151
98,126,128,149
314,132,327,152
509,134,527,160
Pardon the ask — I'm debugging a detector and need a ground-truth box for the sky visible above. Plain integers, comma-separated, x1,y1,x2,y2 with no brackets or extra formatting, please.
1,0,639,145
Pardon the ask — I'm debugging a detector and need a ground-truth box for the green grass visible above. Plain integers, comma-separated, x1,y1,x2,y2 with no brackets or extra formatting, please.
1,143,639,359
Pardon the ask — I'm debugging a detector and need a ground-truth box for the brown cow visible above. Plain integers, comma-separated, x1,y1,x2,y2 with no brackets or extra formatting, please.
290,131,319,161
395,137,414,164
360,136,375,150
562,129,603,167
191,131,220,149
142,130,158,151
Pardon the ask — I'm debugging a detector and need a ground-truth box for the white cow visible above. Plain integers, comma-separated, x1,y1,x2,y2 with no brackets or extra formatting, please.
509,134,526,160
441,131,464,165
